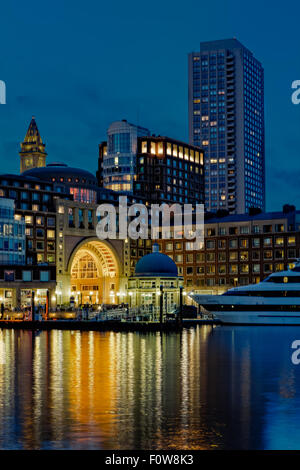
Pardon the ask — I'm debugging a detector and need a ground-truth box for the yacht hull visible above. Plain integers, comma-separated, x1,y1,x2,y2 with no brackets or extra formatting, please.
190,294,300,325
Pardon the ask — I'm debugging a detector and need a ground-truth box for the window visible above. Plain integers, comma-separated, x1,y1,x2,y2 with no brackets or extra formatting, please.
165,243,173,251
4,270,15,282
206,240,215,249
264,263,273,273
40,271,49,282
275,249,284,259
275,263,284,272
206,253,215,262
36,228,44,238
264,237,272,247
218,252,226,262
275,237,284,246
218,239,226,249
186,267,193,275
47,254,55,264
25,215,33,225
252,238,260,248
240,239,249,248
218,264,226,274
229,239,237,249
196,253,205,262
229,264,238,274
240,251,249,261
22,271,32,281
197,266,205,275
36,241,44,251
240,264,249,274
275,224,284,233
253,264,260,273
47,241,55,251
264,250,273,260
288,236,296,245
288,249,296,259
37,253,44,263
47,230,55,239
229,251,238,261
206,265,215,274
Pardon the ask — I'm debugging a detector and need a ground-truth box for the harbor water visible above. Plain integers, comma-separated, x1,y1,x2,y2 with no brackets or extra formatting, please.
0,325,299,450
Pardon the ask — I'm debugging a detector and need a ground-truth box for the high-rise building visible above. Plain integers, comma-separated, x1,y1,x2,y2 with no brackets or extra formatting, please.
134,136,204,206
188,38,265,214
98,121,205,206
20,117,47,174
98,120,150,193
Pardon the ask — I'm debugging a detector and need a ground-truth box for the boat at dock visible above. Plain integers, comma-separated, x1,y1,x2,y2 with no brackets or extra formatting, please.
189,261,300,325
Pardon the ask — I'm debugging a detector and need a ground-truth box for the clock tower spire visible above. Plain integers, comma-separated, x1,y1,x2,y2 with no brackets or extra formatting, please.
20,117,47,173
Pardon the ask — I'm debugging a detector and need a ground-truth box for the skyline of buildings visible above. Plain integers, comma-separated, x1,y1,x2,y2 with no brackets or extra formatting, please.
0,36,297,312
99,126,205,206
188,38,265,214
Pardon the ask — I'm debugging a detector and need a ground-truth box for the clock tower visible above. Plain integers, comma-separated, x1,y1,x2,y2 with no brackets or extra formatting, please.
20,117,47,173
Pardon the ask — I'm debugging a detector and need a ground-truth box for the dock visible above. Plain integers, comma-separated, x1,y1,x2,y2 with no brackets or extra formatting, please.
0,318,218,332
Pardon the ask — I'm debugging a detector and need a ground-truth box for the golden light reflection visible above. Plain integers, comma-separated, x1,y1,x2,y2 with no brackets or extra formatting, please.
0,325,282,450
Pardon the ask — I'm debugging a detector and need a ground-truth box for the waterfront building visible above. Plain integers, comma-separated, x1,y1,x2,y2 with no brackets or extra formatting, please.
0,198,25,266
0,173,71,309
98,121,205,206
0,198,27,308
157,205,300,296
134,136,204,205
128,243,183,313
98,120,150,193
20,117,47,174
188,38,265,214
23,162,99,204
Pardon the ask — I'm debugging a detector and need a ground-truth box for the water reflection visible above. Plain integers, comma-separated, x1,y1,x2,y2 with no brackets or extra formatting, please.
0,326,300,449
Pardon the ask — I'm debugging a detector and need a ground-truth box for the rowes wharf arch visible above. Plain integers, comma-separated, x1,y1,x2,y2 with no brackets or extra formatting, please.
69,238,121,305
55,199,126,306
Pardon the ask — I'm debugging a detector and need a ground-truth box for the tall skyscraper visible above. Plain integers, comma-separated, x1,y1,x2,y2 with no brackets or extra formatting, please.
188,38,265,214
19,117,47,174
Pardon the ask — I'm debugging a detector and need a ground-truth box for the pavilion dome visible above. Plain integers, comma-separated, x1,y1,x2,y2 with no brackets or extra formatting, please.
134,243,178,277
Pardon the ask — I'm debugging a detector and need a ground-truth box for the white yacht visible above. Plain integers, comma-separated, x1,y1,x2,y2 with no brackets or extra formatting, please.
189,261,300,325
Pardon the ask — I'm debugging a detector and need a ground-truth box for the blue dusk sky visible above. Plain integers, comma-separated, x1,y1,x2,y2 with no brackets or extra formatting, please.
0,0,299,210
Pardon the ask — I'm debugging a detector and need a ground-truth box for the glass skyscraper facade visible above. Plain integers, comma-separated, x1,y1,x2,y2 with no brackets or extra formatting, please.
0,198,25,265
188,39,265,214
101,120,150,193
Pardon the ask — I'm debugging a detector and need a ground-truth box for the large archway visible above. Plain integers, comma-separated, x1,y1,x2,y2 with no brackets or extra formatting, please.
69,240,120,306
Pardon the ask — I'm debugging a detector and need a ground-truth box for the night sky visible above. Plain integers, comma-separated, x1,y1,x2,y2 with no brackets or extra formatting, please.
0,0,300,211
